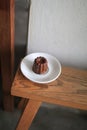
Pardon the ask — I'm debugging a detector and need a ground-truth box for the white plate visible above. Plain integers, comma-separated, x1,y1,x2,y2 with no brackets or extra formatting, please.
20,52,61,84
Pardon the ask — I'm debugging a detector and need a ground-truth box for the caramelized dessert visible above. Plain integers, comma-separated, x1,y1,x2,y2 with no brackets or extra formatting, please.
32,56,48,74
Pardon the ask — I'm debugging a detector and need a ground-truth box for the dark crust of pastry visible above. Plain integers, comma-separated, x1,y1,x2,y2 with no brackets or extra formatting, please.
32,56,48,74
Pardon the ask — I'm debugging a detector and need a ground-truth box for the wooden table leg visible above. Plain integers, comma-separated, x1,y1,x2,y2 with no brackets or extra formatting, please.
0,0,14,111
18,98,28,110
16,99,42,130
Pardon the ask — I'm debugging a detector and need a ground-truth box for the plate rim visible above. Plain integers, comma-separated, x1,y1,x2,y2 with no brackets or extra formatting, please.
20,52,61,84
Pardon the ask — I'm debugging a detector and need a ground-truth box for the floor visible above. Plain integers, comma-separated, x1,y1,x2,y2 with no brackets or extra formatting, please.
0,0,87,130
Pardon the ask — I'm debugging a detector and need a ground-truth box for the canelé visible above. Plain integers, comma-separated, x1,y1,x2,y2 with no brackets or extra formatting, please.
32,56,48,74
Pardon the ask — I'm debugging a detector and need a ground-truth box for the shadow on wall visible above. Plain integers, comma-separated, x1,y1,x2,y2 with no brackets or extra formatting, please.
14,44,27,71
14,0,30,71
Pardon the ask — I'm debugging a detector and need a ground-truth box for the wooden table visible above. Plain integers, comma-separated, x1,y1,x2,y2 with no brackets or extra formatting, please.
11,66,87,130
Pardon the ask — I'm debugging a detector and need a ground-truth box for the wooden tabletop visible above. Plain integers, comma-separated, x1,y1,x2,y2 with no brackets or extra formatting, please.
11,66,87,110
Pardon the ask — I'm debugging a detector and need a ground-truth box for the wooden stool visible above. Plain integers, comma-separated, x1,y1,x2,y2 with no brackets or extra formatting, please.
11,66,87,130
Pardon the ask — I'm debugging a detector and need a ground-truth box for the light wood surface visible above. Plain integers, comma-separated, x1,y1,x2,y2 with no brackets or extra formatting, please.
16,99,41,130
11,66,87,110
11,66,87,130
0,0,14,111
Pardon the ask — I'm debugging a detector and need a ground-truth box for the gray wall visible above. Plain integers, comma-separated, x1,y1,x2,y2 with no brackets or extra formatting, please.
14,0,29,71
27,0,87,69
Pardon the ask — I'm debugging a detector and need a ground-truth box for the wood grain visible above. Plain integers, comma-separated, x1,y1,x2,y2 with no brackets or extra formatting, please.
11,66,87,130
11,66,87,110
17,98,28,110
0,0,14,111
16,99,41,130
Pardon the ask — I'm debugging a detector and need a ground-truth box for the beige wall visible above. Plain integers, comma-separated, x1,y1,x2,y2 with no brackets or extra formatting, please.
27,0,87,69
